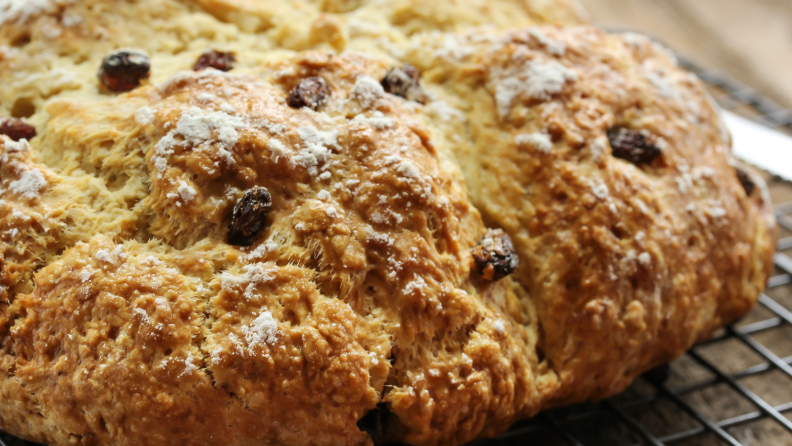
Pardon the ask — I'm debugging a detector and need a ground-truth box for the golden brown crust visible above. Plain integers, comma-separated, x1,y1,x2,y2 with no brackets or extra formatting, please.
0,0,585,124
0,50,534,446
401,26,777,408
0,2,776,446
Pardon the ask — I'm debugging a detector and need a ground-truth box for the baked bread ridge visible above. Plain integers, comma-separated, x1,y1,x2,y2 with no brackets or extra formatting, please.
397,25,777,408
0,2,777,446
0,0,585,125
0,51,552,446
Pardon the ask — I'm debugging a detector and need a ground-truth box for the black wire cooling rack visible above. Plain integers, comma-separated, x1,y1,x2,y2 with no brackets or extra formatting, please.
3,57,792,446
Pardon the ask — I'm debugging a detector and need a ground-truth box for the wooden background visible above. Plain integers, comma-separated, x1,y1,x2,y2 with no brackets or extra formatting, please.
577,0,792,110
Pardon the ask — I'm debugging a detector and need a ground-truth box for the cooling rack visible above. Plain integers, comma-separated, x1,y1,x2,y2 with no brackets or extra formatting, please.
3,57,792,446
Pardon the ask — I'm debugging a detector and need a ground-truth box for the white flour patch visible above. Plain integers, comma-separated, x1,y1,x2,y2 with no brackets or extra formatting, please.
221,263,277,299
153,157,168,174
515,133,552,153
295,126,337,176
622,32,648,48
177,181,197,202
352,111,395,129
61,9,81,26
246,241,279,261
154,106,246,167
646,70,677,99
432,32,476,60
198,93,216,103
135,107,155,125
179,353,197,377
705,202,727,218
427,101,464,122
95,244,127,265
5,138,31,152
495,60,577,117
397,161,421,181
403,276,427,295
134,308,150,324
0,0,64,25
350,76,384,109
267,138,287,163
589,137,608,162
9,169,47,199
11,209,26,220
241,311,280,347
79,268,93,283
590,180,609,200
528,28,566,56
210,349,222,365
9,210,24,223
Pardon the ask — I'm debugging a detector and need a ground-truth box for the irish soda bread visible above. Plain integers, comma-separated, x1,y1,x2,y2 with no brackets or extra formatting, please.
0,1,776,446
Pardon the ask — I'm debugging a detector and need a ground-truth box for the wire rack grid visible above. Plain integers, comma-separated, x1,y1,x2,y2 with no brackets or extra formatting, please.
3,59,792,446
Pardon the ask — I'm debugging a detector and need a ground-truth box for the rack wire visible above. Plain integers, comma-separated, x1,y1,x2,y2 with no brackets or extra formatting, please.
3,57,792,446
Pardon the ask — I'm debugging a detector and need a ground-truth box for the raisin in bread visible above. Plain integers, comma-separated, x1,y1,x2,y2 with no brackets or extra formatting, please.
0,0,585,123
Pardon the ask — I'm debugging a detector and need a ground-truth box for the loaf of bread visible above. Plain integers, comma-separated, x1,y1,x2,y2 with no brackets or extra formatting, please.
0,1,775,446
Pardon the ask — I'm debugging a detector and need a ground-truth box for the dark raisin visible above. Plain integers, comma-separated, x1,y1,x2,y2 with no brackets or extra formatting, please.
0,117,36,141
287,77,330,111
607,128,662,165
735,167,755,196
97,50,151,92
194,50,236,72
228,186,273,246
381,64,427,104
357,402,391,445
472,229,519,281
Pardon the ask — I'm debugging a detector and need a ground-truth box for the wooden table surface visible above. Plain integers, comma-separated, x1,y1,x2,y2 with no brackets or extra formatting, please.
577,0,792,111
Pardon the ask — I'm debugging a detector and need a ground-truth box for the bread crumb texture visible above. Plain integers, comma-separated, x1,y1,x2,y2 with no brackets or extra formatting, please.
0,1,776,446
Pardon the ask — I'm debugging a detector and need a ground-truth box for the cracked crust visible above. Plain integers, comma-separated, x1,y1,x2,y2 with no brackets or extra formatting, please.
0,0,585,123
0,2,776,446
400,25,776,408
0,51,540,446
